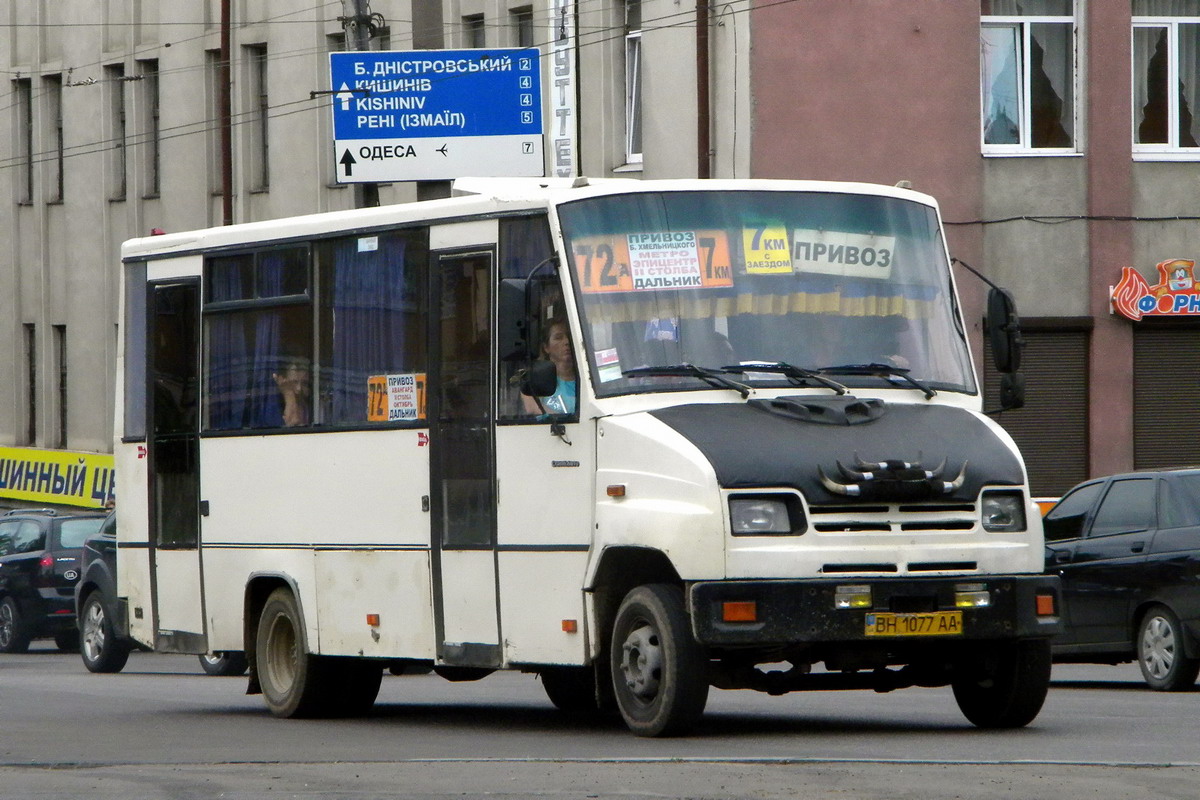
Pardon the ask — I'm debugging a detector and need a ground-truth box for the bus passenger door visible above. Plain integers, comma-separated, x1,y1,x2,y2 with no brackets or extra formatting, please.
429,243,500,667
147,280,206,653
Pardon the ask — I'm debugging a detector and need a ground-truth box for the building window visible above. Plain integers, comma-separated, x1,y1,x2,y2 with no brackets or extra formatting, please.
511,7,534,48
137,59,160,197
53,325,67,449
44,74,64,202
24,323,36,445
980,1,1075,154
105,64,127,200
1133,2,1200,156
245,44,269,191
464,14,486,48
14,78,33,203
625,1,643,165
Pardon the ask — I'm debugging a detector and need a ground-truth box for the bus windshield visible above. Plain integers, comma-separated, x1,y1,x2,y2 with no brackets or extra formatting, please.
557,189,975,399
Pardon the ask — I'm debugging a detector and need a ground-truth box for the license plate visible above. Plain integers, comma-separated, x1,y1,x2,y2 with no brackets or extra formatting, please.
864,610,963,637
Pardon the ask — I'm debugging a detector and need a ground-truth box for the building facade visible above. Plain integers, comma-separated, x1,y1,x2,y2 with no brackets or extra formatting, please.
1,0,1197,505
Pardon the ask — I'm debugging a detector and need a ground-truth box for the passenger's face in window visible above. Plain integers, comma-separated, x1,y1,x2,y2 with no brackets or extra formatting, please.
544,323,574,378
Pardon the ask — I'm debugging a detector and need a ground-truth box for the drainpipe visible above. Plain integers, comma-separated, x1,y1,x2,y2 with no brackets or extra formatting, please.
696,0,710,179
220,0,233,224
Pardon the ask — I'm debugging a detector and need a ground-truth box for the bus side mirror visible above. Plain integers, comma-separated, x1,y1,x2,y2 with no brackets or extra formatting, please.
498,279,531,362
521,359,559,398
987,287,1024,373
999,372,1025,410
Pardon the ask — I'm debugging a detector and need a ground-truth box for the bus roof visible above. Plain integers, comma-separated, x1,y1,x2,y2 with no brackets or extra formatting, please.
120,177,940,261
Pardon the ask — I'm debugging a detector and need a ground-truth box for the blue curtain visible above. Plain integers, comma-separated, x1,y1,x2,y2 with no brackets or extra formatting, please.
329,236,410,422
247,253,286,428
207,264,249,430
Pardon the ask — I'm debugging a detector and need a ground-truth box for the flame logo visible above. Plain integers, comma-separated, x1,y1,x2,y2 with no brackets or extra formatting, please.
1112,267,1151,321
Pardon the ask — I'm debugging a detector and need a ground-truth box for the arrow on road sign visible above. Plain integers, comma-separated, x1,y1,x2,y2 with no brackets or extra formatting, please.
336,82,355,111
339,149,357,176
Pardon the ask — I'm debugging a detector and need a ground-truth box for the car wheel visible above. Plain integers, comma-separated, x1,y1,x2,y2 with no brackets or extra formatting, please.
199,651,249,676
952,639,1052,728
80,593,130,673
256,587,335,718
1137,605,1200,691
0,596,31,654
609,583,709,737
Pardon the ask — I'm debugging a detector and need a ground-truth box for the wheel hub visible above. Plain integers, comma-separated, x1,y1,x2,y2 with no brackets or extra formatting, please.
0,604,12,647
620,624,663,700
82,602,106,662
1142,616,1176,679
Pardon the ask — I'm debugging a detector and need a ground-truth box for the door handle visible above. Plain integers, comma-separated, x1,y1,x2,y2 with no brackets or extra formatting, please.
1053,551,1071,564
1130,542,1145,553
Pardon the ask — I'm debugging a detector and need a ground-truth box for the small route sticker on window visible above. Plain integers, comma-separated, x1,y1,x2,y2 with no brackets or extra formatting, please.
595,348,622,382
368,373,426,421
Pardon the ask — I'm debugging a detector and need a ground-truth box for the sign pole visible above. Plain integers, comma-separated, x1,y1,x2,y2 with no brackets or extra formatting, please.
346,0,380,208
411,1,452,201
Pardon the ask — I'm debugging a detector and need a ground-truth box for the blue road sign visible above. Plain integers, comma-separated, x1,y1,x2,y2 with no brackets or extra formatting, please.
328,48,544,182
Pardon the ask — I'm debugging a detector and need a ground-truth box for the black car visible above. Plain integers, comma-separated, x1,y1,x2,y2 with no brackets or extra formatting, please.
0,508,106,653
75,513,247,675
1044,468,1200,691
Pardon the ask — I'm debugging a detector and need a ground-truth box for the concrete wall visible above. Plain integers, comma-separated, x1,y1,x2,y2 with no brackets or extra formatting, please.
747,1,988,375
0,0,419,454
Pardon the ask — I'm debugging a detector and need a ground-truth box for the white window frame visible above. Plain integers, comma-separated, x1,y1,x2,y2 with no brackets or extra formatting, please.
980,7,1078,156
1132,16,1200,161
624,3,642,165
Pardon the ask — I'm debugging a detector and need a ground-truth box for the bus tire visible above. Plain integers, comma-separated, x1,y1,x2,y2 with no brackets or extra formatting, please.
541,666,604,714
610,583,709,737
951,639,1051,729
327,658,383,717
199,651,249,676
256,587,332,718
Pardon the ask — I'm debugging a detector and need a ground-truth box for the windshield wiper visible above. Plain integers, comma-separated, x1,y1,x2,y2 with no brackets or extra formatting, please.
722,361,848,395
818,363,936,400
623,364,752,398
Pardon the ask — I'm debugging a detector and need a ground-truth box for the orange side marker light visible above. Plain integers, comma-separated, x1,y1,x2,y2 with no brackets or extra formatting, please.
722,601,758,623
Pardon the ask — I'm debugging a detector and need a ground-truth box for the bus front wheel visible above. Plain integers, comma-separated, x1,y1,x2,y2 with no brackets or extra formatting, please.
256,588,333,718
609,584,709,737
951,638,1051,728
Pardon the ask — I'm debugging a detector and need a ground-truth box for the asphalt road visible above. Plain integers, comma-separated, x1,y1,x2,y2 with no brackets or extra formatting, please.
2,644,1197,799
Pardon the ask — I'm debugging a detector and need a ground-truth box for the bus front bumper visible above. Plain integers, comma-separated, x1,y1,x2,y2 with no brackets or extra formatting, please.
689,575,1062,646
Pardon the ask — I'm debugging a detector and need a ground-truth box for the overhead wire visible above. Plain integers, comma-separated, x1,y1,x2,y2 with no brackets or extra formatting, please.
0,0,764,175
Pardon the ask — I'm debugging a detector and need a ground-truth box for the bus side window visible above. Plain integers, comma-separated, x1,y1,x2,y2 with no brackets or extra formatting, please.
316,230,429,426
497,216,568,422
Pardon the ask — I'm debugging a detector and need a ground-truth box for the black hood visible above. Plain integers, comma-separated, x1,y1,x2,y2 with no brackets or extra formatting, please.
650,396,1023,505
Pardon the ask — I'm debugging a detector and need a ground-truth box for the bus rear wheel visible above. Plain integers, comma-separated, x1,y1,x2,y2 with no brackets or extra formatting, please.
256,588,333,718
609,584,709,737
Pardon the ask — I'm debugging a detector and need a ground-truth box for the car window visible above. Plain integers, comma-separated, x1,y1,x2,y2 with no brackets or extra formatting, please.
1160,473,1200,528
1043,482,1104,541
0,521,15,555
1089,478,1156,538
58,517,105,549
12,520,46,553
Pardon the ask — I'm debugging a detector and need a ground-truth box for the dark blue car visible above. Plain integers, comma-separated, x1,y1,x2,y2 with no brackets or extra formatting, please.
1044,468,1200,690
0,508,106,653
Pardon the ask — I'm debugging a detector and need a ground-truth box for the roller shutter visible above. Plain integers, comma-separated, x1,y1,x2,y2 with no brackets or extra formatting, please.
1133,327,1200,469
985,329,1089,497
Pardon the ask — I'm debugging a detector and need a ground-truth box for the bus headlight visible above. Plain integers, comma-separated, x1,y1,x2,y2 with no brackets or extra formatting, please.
729,496,803,535
981,490,1026,532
